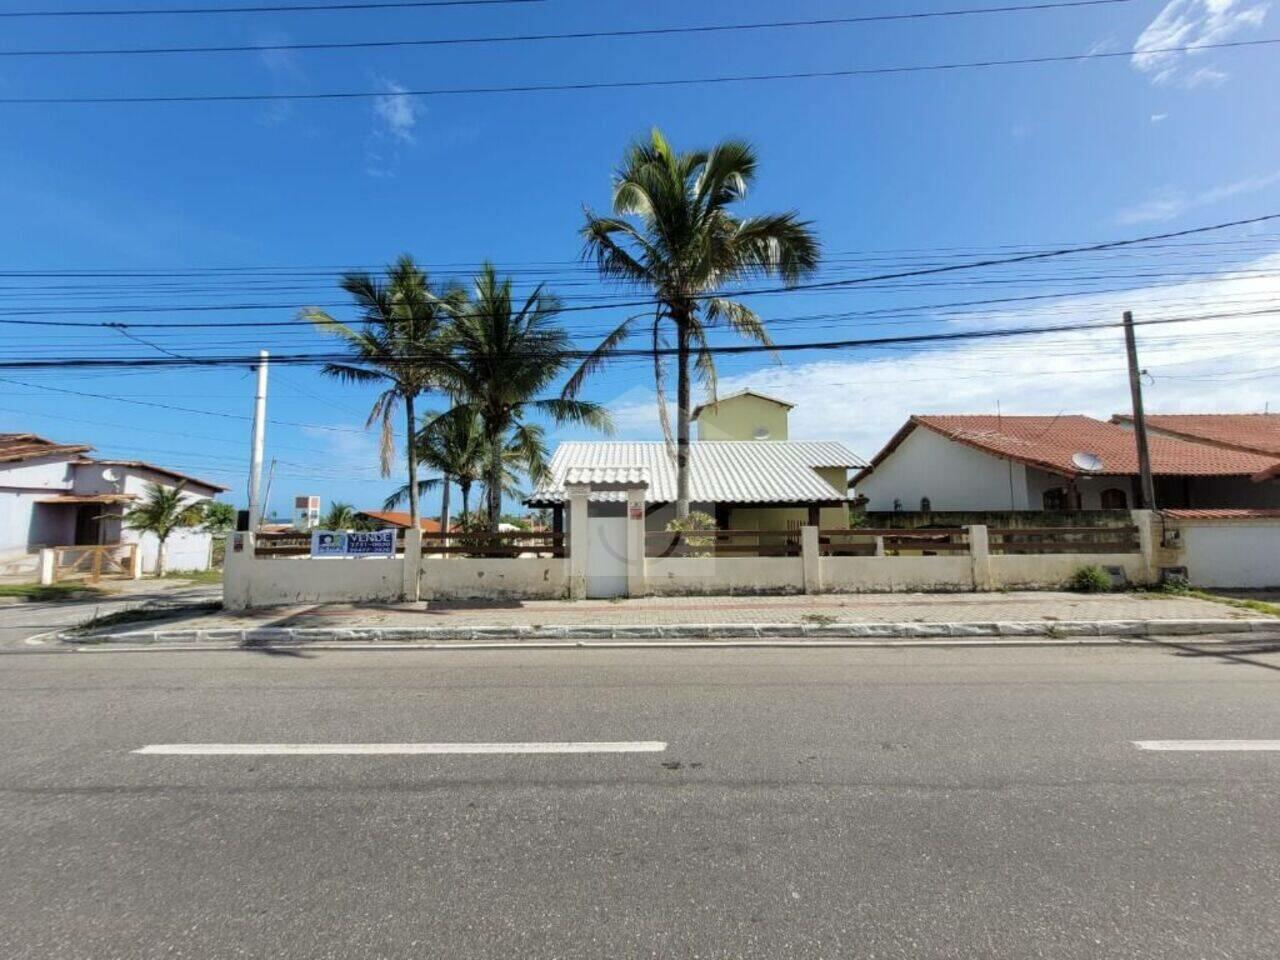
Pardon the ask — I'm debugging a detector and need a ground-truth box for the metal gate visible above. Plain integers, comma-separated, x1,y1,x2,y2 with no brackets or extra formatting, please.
586,517,628,598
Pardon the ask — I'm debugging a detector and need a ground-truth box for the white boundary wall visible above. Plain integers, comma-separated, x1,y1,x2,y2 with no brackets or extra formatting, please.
224,516,1158,609
1165,517,1280,589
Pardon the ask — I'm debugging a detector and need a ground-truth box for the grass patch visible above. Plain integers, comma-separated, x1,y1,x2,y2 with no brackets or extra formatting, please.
73,600,222,635
1186,591,1280,618
801,612,838,626
160,568,223,585
0,582,103,603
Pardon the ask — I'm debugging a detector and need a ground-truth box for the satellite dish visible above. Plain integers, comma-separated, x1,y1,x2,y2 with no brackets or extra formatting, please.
753,426,771,440
1071,451,1104,474
101,467,120,483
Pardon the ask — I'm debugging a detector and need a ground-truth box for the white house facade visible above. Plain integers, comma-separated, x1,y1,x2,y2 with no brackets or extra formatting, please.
0,434,228,576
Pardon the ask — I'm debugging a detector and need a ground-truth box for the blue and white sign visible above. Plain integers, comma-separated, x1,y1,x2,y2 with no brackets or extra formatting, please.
310,529,397,558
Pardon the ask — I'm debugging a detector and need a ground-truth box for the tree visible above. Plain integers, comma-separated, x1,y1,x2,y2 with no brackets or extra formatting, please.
382,407,487,534
565,128,820,517
301,255,458,531
122,482,204,576
201,501,236,534
440,264,613,531
321,502,360,530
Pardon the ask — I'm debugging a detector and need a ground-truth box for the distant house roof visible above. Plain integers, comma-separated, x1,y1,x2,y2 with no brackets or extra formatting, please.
78,459,229,493
527,440,865,505
853,415,1280,485
1113,413,1280,457
357,510,444,532
691,389,795,421
0,433,93,465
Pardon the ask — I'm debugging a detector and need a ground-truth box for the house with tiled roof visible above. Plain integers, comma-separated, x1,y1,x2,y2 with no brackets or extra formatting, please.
0,432,228,577
1111,413,1280,458
854,415,1280,513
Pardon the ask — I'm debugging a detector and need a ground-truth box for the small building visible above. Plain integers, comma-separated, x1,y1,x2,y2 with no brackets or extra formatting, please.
0,433,228,576
356,510,446,533
854,415,1280,512
527,391,865,530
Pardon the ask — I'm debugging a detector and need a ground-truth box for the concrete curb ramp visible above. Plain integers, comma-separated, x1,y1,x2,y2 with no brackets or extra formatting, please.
61,618,1280,648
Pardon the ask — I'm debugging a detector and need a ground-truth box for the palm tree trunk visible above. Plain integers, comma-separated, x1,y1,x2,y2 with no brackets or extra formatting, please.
156,535,167,577
439,478,451,547
405,393,420,529
486,426,502,533
675,322,692,519
460,481,471,525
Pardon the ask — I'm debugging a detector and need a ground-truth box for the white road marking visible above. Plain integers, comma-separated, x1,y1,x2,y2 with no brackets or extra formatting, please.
1134,740,1280,751
133,741,668,756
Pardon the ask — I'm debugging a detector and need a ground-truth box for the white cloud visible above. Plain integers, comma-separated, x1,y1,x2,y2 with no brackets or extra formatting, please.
1117,169,1280,224
596,251,1280,462
372,79,420,143
1150,112,1169,122
1131,0,1269,87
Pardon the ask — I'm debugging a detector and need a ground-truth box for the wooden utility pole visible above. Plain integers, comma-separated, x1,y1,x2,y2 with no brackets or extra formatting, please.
1123,311,1157,510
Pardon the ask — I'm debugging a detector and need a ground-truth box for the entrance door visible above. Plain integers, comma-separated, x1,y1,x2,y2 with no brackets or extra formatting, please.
586,516,628,598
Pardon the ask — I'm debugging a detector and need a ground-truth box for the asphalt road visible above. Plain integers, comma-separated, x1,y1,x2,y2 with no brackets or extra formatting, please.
2,645,1279,959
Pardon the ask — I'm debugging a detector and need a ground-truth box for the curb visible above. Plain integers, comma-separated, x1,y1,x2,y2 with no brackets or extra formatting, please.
59,618,1280,648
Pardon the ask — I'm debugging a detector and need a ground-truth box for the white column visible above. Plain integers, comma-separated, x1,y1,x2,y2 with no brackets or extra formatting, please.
38,548,56,586
567,485,590,600
626,487,647,597
402,527,423,602
968,524,992,591
223,532,253,611
801,526,821,594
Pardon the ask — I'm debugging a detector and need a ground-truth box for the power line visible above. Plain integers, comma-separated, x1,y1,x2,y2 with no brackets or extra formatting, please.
0,0,541,19
0,1,1135,58
2,308,1276,370
2,37,1274,105
0,212,1272,329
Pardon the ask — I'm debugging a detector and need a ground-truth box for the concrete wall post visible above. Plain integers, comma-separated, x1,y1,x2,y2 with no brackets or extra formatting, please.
968,524,993,591
37,548,56,586
129,543,143,580
873,536,886,557
567,485,589,600
626,487,647,597
801,525,821,594
222,532,253,611
402,527,423,602
1131,508,1156,585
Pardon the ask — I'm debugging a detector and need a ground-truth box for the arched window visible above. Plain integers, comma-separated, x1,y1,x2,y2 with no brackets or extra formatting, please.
1043,487,1069,511
1100,488,1128,510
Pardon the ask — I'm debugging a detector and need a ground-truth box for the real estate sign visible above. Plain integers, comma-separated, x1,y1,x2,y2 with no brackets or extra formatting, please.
310,529,396,558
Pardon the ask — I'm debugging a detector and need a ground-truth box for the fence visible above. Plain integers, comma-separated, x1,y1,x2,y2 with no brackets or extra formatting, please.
46,543,139,583
223,514,1156,609
646,529,800,558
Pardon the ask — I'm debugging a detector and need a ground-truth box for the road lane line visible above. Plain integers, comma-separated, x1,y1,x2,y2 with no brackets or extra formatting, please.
133,741,668,756
1133,740,1280,751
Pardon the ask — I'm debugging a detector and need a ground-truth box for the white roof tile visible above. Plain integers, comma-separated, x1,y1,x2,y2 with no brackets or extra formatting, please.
564,465,650,487
528,441,866,504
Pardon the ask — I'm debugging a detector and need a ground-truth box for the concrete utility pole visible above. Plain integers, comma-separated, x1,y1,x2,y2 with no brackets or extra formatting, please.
1123,311,1157,510
248,349,269,531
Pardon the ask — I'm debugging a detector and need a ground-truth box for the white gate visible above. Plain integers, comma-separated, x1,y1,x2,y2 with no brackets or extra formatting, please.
586,516,628,598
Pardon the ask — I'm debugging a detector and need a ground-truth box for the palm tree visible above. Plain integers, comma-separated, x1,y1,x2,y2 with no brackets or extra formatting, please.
122,482,204,576
440,264,613,531
301,255,458,530
564,128,820,517
321,502,360,530
382,407,486,535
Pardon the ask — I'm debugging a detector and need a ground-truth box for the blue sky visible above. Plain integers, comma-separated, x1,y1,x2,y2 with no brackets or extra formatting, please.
1,0,1277,518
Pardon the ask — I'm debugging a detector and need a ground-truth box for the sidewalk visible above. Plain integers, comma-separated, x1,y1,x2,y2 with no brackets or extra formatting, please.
63,590,1280,647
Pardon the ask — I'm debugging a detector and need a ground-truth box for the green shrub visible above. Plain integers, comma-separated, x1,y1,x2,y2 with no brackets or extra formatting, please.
666,511,717,557
1068,565,1112,593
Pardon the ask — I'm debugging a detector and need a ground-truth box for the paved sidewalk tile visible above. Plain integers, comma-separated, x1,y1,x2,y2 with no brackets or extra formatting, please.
100,591,1260,635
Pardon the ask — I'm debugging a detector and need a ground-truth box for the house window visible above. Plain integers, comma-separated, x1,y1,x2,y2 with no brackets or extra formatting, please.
1100,488,1128,510
1043,487,1069,510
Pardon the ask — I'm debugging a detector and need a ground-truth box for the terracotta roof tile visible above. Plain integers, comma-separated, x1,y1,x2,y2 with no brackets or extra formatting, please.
357,510,444,532
1163,509,1280,520
0,433,92,464
1114,413,1280,457
868,415,1278,479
